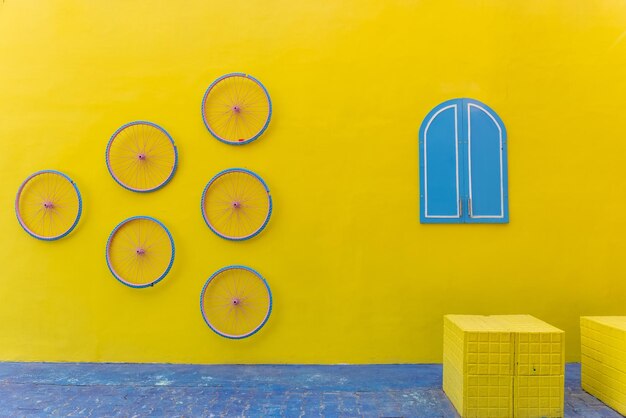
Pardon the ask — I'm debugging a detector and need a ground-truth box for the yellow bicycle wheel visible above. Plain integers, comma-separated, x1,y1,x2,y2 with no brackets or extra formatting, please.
106,121,177,192
201,73,272,145
201,168,272,240
200,266,272,339
15,170,82,240
106,216,175,288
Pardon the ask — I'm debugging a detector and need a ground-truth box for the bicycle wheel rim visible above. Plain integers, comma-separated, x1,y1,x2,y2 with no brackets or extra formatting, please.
106,121,178,192
201,73,272,145
200,265,272,339
201,168,272,241
106,216,175,288
15,170,82,241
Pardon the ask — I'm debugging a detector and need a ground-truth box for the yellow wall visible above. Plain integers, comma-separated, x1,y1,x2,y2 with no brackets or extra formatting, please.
1,0,625,364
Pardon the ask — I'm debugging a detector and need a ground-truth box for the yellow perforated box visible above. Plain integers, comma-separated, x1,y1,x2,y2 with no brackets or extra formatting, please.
580,316,626,415
492,315,564,376
444,315,565,417
513,375,564,418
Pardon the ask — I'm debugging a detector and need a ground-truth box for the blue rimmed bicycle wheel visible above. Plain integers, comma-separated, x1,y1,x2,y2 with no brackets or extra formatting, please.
15,170,82,241
106,121,178,192
200,265,272,339
201,168,272,241
105,216,175,288
201,73,272,145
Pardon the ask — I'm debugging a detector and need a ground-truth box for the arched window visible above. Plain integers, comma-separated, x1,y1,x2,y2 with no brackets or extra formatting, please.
419,98,508,223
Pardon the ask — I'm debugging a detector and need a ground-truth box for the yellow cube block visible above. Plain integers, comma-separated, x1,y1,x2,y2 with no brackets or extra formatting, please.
444,315,565,418
580,316,626,416
513,375,564,418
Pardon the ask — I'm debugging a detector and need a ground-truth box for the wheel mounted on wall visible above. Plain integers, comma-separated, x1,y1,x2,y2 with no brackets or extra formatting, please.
106,121,178,192
201,168,272,241
200,265,272,339
201,73,272,145
105,216,175,288
15,170,82,240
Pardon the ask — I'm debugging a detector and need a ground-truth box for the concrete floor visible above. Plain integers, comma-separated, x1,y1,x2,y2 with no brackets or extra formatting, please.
0,362,621,417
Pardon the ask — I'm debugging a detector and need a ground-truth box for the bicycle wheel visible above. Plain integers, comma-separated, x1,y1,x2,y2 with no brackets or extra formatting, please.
106,121,177,192
201,168,272,240
15,170,82,240
200,265,272,339
106,216,175,288
201,73,272,145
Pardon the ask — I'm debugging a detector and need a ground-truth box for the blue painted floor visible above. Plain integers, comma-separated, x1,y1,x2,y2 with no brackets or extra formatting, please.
0,362,621,417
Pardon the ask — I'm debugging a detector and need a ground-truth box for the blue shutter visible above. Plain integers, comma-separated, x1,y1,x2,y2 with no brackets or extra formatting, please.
419,98,508,224
464,99,508,223
419,99,461,223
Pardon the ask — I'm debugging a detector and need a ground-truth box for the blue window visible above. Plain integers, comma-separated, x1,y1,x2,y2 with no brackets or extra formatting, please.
419,98,508,223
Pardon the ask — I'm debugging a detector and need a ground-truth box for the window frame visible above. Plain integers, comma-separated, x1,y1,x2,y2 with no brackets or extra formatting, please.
419,98,509,224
